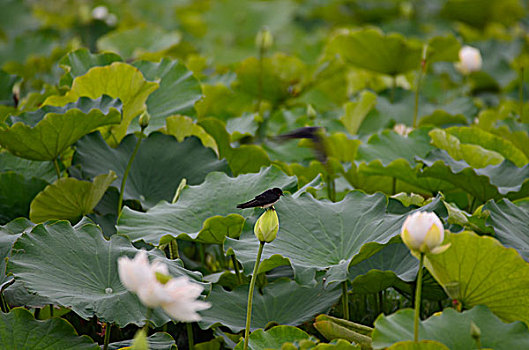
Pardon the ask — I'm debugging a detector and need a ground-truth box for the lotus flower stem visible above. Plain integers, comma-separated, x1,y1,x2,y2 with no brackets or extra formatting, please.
102,323,112,350
0,291,9,312
231,255,243,284
342,281,350,320
390,76,396,103
414,252,425,342
118,133,144,216
53,158,61,180
49,304,54,317
187,323,195,350
168,239,179,260
244,241,266,350
520,67,525,121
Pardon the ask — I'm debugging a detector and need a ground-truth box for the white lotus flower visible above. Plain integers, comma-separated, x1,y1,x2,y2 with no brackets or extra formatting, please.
160,277,211,322
401,211,450,255
92,6,109,20
455,46,482,74
118,251,210,320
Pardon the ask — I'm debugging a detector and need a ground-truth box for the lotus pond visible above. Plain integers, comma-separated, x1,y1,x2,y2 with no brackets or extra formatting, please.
1,0,529,349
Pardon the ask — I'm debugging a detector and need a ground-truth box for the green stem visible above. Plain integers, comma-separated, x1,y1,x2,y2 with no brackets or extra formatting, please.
49,304,54,317
244,241,265,350
326,174,336,202
414,253,425,342
168,239,179,260
392,177,397,195
53,158,61,180
103,323,112,350
232,255,243,284
518,67,524,123
413,68,424,128
144,308,153,331
0,291,9,313
378,291,384,315
390,76,397,103
342,281,349,320
187,323,194,350
118,133,143,216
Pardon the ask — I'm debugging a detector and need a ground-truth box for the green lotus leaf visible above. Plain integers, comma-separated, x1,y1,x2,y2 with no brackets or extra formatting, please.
8,220,204,327
234,53,308,104
227,113,259,141
347,129,447,195
426,35,460,63
0,307,98,349
360,93,476,135
327,28,422,76
430,127,528,168
441,0,525,28
226,193,443,283
117,166,296,244
0,218,34,288
133,59,202,131
388,341,449,349
417,149,529,203
195,84,253,120
199,118,271,175
313,314,372,347
0,69,17,106
97,26,181,60
348,242,418,295
0,172,48,224
58,48,122,87
43,62,158,147
29,171,117,223
199,279,341,333
161,116,217,153
340,90,377,135
418,111,468,128
233,325,312,350
0,95,122,161
372,306,529,349
108,332,176,350
73,132,227,210
0,151,56,183
484,199,529,260
429,129,504,168
425,232,529,325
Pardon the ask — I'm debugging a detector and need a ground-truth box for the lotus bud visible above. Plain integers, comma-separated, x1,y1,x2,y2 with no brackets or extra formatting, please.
401,211,450,255
307,104,317,120
256,27,274,52
139,111,151,130
455,46,482,74
254,209,279,243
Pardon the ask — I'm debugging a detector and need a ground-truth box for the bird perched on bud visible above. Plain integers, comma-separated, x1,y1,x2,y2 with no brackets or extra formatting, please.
237,188,284,209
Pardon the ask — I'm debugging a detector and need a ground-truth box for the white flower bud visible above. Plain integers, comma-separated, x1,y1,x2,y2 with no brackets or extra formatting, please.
456,46,482,74
401,211,450,255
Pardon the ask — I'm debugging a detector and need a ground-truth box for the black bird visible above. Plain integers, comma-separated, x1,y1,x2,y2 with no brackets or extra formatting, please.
237,188,284,209
276,126,327,163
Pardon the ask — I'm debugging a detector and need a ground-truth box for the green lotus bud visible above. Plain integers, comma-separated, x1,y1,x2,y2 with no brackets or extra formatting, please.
256,27,274,51
139,111,151,130
307,104,317,120
254,209,279,243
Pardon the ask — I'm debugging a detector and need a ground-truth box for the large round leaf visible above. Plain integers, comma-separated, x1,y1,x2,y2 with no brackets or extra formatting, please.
425,231,529,325
134,59,202,131
327,28,422,76
199,279,341,332
485,199,529,260
0,172,48,224
0,95,122,161
372,306,529,350
29,171,117,223
0,307,98,349
0,218,34,288
418,149,529,203
73,132,227,209
8,220,204,327
43,62,159,147
233,325,312,350
0,151,56,183
58,48,122,87
226,193,443,284
117,166,296,244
